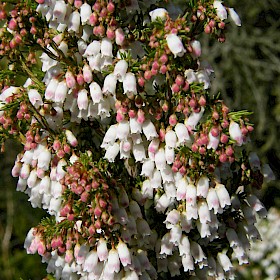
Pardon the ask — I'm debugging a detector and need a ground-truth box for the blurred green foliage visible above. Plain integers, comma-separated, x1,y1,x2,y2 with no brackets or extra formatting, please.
0,1,279,279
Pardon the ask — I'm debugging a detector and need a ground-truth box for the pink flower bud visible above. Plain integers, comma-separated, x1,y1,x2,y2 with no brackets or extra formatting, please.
65,70,76,88
190,40,202,57
115,28,125,46
83,64,93,83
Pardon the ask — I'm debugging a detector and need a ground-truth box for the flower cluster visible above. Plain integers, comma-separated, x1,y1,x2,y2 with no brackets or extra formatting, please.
0,0,274,279
237,207,280,279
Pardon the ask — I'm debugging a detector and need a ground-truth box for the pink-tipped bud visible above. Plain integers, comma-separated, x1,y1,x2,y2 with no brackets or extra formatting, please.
8,19,17,30
115,28,125,46
76,73,84,86
107,2,115,13
171,83,180,93
65,130,78,147
137,109,145,124
220,133,228,144
160,54,168,64
106,27,115,40
169,114,177,126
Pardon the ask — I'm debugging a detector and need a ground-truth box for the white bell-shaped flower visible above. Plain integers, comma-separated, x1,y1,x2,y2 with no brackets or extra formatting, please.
215,183,231,208
196,176,209,198
68,10,81,33
101,125,117,148
213,1,227,20
197,221,211,238
130,117,142,134
186,183,197,206
116,120,130,140
54,80,68,104
186,203,198,220
107,248,120,273
103,73,117,95
228,8,241,26
186,107,205,129
123,72,137,96
101,38,113,58
165,129,177,148
149,8,168,22
83,64,93,83
45,78,59,100
84,40,101,57
114,60,128,82
198,201,211,224
142,119,158,141
190,241,207,264
141,159,155,177
53,1,67,23
151,169,162,189
166,33,186,58
165,146,175,165
229,120,243,146
182,253,194,272
28,89,43,109
117,240,131,267
176,177,188,201
98,99,111,119
132,143,146,162
164,182,177,199
37,148,51,171
155,148,166,171
206,188,221,214
161,165,174,184
141,179,153,199
217,252,233,272
190,40,202,57
89,81,102,104
80,2,92,25
104,142,120,162
156,194,171,214
170,224,182,246
77,89,88,110
207,132,220,150
97,238,108,261
175,123,190,145
56,159,66,181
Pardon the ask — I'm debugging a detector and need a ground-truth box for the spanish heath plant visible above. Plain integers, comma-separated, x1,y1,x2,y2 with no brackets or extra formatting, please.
0,0,274,279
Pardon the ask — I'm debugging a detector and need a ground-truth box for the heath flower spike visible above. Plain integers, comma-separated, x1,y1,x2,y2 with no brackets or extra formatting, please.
0,0,271,279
